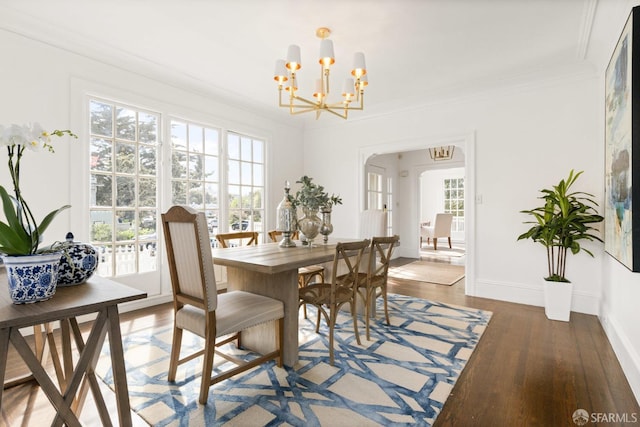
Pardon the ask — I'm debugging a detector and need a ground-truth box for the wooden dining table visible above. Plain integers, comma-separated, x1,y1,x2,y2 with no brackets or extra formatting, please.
211,238,361,367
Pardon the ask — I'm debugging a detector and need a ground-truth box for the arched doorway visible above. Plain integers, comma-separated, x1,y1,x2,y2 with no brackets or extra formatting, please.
357,131,477,296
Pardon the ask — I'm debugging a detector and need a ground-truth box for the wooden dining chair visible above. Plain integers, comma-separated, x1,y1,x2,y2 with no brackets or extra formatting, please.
268,229,324,319
215,231,259,248
267,229,299,242
298,239,370,365
356,235,400,340
162,206,284,404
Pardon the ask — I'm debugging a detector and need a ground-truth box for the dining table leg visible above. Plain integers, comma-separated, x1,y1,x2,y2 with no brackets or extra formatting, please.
224,267,299,367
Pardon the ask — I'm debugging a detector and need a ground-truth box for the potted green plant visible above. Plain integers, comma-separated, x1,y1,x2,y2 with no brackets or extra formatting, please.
0,123,77,303
517,169,604,321
292,176,341,245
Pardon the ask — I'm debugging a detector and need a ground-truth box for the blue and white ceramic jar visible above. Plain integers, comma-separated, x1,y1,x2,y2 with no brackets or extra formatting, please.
57,232,98,286
1,252,62,304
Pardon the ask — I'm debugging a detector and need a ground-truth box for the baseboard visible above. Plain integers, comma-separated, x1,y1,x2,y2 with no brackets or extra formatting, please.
600,314,640,405
474,279,600,315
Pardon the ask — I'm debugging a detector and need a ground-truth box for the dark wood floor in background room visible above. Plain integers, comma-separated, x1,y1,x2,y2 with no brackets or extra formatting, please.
2,259,638,426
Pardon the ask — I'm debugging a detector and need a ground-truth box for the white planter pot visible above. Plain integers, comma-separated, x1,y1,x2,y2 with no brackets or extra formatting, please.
543,280,573,322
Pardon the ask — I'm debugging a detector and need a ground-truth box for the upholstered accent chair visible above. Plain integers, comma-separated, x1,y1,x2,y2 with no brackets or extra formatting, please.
162,206,284,404
215,231,258,248
356,235,400,340
420,213,453,250
298,239,370,365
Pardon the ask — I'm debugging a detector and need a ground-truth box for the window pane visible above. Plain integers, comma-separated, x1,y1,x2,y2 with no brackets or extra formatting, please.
139,112,157,144
241,136,252,160
253,140,264,162
90,101,113,137
91,174,112,207
228,160,240,184
116,176,135,207
205,183,218,209
139,145,156,176
116,142,135,174
189,124,203,153
171,122,187,150
90,138,112,172
241,162,252,185
172,181,187,204
116,107,136,141
189,182,203,208
172,151,187,179
189,153,203,180
204,155,218,182
253,163,264,186
228,133,240,159
138,177,156,207
204,128,219,155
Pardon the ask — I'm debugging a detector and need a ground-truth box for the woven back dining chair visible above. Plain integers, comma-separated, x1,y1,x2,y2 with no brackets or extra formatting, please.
162,205,284,404
357,235,400,340
215,231,259,248
298,239,370,365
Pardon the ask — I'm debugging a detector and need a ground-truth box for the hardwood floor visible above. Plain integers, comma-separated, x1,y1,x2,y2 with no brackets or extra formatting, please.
2,257,639,426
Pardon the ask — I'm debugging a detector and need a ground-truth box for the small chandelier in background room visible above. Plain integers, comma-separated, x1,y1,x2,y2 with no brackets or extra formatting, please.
274,27,367,120
429,146,455,161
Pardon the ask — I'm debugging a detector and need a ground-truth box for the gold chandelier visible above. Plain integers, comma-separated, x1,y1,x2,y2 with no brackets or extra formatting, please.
274,27,367,120
429,146,455,161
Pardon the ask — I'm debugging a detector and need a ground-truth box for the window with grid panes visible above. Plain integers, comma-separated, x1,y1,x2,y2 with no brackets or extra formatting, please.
88,98,159,277
170,120,220,239
227,132,265,240
444,178,464,232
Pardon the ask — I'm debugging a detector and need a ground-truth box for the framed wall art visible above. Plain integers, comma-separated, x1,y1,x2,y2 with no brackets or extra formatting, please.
605,6,640,272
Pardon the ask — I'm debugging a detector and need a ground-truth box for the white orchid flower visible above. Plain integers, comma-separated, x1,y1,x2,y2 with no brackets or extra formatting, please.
4,124,28,146
25,123,45,151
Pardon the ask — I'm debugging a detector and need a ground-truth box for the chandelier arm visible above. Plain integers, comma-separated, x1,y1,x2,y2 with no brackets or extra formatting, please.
322,107,347,120
291,95,321,107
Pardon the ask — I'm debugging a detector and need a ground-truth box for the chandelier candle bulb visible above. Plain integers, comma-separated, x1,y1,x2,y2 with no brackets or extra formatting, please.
274,60,288,85
286,45,301,70
352,52,367,78
342,78,355,100
319,39,335,66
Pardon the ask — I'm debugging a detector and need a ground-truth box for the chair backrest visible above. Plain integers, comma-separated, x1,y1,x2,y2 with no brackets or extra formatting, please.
433,213,454,237
215,231,259,248
267,229,299,242
358,210,387,239
330,239,370,298
368,235,400,280
162,205,217,312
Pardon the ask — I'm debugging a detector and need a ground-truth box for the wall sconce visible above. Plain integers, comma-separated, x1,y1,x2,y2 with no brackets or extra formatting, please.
428,146,455,161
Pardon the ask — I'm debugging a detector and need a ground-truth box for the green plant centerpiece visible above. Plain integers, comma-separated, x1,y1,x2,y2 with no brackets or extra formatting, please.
292,176,342,245
517,169,604,283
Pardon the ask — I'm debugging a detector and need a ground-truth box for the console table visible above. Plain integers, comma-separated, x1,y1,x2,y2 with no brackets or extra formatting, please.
0,271,146,426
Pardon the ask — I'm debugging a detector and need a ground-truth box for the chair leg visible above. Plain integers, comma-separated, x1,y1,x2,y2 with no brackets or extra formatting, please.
328,305,337,366
365,288,372,341
276,318,284,368
168,326,183,382
448,237,452,248
199,330,216,404
382,285,390,326
350,300,361,346
433,238,438,250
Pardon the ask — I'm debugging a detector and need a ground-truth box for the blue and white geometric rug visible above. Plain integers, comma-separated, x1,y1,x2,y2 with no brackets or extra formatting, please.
97,294,492,426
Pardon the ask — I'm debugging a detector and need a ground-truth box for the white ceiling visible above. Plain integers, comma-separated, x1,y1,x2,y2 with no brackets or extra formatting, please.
0,0,629,126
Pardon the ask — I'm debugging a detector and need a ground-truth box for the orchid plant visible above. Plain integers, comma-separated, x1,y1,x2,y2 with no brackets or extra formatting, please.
0,123,77,256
